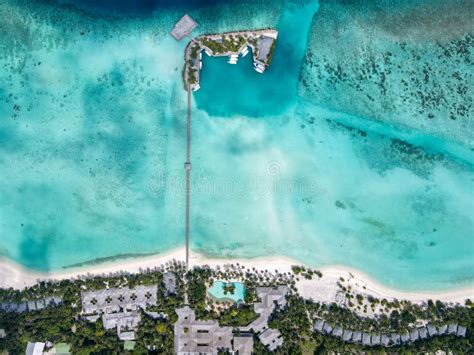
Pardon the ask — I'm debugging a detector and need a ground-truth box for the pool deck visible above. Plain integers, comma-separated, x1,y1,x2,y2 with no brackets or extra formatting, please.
207,281,246,303
183,29,278,91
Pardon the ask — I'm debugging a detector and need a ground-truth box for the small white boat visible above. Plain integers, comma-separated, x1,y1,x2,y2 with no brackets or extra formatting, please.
253,62,265,73
204,49,212,56
240,47,249,57
199,52,202,60
199,60,202,69
228,53,239,64
192,84,200,91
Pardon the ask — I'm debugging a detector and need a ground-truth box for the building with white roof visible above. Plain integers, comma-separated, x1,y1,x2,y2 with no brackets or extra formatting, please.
81,285,157,342
81,285,157,315
26,342,45,355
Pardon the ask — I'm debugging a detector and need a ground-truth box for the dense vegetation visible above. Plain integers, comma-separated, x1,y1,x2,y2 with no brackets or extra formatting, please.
201,34,247,54
0,264,472,354
0,264,186,354
269,295,474,354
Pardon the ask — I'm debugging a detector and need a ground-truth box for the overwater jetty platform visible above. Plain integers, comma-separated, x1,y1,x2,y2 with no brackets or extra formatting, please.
183,29,278,91
170,14,197,41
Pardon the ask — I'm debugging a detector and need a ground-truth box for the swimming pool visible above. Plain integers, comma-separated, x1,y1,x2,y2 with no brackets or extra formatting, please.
208,281,246,303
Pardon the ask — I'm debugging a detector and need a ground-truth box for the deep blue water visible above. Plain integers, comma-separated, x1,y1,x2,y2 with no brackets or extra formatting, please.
57,0,238,15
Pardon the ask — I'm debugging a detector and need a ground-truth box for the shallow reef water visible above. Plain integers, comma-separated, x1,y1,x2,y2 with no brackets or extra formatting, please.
299,0,474,146
0,0,473,290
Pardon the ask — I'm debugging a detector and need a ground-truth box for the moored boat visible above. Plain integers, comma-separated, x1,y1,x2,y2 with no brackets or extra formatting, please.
253,62,265,73
240,47,249,57
228,54,238,64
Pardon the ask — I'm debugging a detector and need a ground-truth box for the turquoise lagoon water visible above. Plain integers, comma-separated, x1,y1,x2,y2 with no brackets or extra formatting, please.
0,0,473,290
208,281,246,303
196,0,317,116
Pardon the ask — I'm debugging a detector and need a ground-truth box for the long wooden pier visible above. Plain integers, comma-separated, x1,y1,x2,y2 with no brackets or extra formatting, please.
185,87,191,270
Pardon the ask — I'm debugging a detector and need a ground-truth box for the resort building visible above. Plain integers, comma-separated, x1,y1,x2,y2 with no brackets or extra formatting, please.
362,332,371,346
427,324,438,337
240,285,289,334
409,328,420,342
174,285,289,354
391,332,401,345
438,324,448,335
258,328,283,351
174,306,257,355
312,318,468,347
163,271,177,295
0,302,23,312
81,285,157,314
233,336,254,355
332,326,343,338
352,331,362,343
170,14,197,41
0,296,61,313
400,332,410,343
81,285,158,341
448,323,458,335
371,333,381,345
457,325,467,337
418,326,428,340
103,311,142,341
322,322,333,335
254,286,289,314
243,313,268,333
381,334,391,346
174,306,233,354
313,319,325,333
238,286,289,351
342,329,353,342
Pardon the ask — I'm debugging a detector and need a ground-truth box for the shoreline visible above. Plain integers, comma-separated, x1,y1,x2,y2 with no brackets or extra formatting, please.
0,249,472,304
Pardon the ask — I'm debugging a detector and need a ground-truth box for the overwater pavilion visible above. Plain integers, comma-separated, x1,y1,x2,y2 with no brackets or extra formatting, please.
170,14,197,40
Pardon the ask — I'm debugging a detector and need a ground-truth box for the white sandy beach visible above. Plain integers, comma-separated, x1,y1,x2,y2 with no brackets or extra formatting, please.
0,248,472,305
